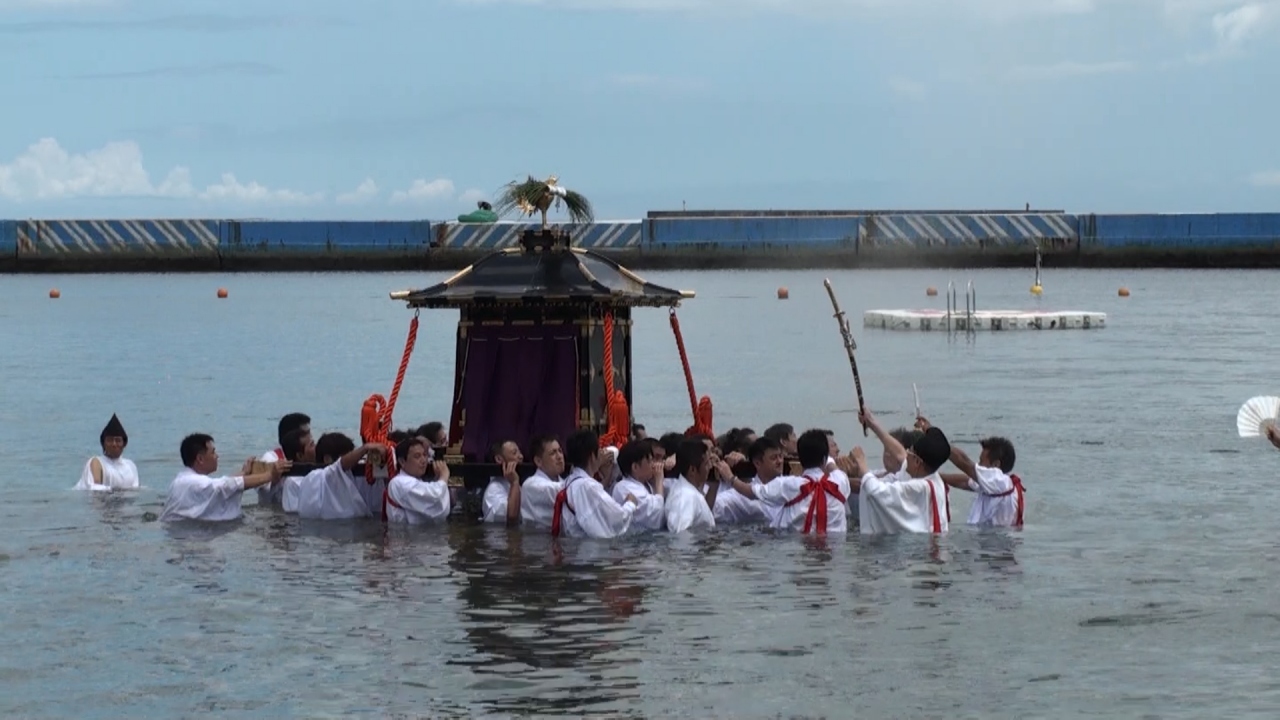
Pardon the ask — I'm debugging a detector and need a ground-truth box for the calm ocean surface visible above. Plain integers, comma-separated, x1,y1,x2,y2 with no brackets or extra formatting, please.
2,266,1278,718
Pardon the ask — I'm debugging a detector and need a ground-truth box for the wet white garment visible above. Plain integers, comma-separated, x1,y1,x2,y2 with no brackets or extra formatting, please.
256,449,285,506
74,455,140,492
159,468,248,522
711,479,767,525
384,471,451,524
965,465,1021,527
482,476,513,524
665,476,715,534
750,477,784,525
755,467,852,533
858,468,948,534
849,458,907,523
283,460,372,519
520,470,563,529
611,476,665,532
554,468,636,539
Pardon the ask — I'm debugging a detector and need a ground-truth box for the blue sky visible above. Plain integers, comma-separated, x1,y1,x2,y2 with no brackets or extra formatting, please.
0,0,1276,220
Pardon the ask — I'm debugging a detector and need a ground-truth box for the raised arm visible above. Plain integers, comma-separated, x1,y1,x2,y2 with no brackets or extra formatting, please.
860,409,906,470
340,443,383,472
242,459,289,490
949,444,979,481
503,461,521,525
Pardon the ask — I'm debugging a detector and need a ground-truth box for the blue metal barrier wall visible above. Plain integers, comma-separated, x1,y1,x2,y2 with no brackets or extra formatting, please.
863,213,1078,247
222,220,433,253
435,221,642,249
15,219,221,255
1083,213,1280,248
0,220,13,256
644,216,861,248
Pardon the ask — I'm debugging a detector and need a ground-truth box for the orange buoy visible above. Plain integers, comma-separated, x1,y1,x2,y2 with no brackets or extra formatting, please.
216,287,228,299
48,288,60,299
926,286,938,296
1118,287,1130,297
777,287,789,299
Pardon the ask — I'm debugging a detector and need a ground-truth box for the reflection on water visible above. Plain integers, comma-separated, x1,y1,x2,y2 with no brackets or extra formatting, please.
6,268,1280,716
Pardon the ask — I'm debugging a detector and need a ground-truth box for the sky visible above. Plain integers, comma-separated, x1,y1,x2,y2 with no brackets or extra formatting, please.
0,0,1277,220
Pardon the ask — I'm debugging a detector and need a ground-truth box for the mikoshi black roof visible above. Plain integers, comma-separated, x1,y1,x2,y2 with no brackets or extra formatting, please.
393,244,694,309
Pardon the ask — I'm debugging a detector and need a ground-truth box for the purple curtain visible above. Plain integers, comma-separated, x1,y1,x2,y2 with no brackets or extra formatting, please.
459,324,579,459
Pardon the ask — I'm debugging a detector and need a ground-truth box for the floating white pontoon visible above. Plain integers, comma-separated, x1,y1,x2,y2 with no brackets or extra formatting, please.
862,308,1106,331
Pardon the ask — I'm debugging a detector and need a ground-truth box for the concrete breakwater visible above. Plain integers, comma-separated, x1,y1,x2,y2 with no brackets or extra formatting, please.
3,210,1280,272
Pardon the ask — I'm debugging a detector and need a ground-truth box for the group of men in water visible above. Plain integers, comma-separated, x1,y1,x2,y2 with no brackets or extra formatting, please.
77,408,1027,536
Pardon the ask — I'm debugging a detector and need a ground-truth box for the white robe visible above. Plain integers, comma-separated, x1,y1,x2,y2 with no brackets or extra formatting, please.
74,455,140,492
283,461,372,520
848,459,907,523
611,476,665,532
159,468,248,522
520,470,563,529
482,476,514,524
256,449,286,506
965,465,1021,527
665,476,715,534
384,471,451,524
711,479,767,525
755,468,852,533
554,468,636,539
858,468,949,534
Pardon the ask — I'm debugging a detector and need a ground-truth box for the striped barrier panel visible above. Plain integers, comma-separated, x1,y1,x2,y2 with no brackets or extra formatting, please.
0,220,13,256
436,221,642,250
15,219,221,255
221,220,434,253
862,213,1078,248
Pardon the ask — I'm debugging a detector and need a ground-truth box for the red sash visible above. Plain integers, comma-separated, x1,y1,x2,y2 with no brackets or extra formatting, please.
987,473,1025,527
382,483,405,522
272,447,284,461
926,479,943,533
782,473,847,534
550,476,582,538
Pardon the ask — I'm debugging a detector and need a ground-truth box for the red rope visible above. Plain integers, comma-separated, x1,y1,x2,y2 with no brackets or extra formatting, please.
359,312,420,483
599,310,630,448
668,308,713,437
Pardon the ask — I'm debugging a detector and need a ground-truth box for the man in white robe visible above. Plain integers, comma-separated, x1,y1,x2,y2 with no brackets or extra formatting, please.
75,413,140,492
385,437,452,524
853,410,952,534
740,436,785,525
283,433,386,519
257,412,312,506
611,439,666,532
731,429,852,534
920,416,1025,527
161,433,288,522
666,439,724,534
847,424,922,526
521,434,566,529
482,440,523,526
550,430,639,539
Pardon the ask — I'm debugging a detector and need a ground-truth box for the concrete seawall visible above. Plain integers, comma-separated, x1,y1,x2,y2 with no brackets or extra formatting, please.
3,212,1280,272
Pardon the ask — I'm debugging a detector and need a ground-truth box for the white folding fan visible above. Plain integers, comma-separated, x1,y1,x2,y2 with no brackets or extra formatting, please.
1237,396,1280,438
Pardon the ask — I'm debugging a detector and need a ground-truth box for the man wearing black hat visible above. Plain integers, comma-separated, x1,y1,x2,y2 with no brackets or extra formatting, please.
75,414,140,492
850,409,951,534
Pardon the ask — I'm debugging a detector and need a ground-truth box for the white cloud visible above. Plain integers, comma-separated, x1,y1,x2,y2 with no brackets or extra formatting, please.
336,178,378,204
389,178,455,204
195,173,321,204
458,0,1100,19
887,76,927,100
0,137,320,205
1008,60,1135,79
1213,2,1271,45
1248,170,1280,186
458,188,490,206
